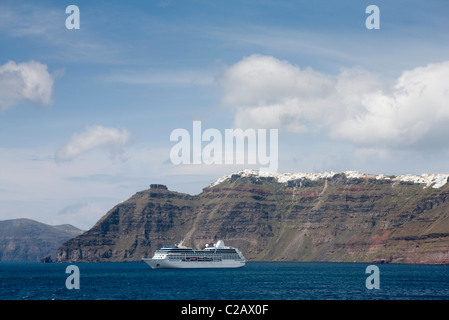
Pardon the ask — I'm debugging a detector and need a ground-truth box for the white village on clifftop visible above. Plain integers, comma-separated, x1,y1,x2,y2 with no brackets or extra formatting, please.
210,169,449,189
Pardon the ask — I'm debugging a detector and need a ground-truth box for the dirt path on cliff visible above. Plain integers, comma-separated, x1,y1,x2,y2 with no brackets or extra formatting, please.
184,208,203,248
312,179,328,211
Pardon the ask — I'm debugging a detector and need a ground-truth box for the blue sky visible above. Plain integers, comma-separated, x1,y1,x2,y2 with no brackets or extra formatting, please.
1,0,448,229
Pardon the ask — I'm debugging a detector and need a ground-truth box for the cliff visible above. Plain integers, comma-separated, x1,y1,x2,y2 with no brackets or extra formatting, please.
56,170,449,264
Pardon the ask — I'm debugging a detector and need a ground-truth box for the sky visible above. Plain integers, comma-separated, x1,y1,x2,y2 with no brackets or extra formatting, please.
0,0,448,230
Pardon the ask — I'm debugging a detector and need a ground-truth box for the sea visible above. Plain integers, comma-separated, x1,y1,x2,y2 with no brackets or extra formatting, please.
1,261,448,301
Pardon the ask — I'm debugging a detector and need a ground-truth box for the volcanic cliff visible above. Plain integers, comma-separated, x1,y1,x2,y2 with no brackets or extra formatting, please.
56,170,449,264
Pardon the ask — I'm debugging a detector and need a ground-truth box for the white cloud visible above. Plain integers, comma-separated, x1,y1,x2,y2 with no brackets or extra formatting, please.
55,125,132,162
220,55,326,132
331,60,449,148
219,54,449,150
0,60,55,111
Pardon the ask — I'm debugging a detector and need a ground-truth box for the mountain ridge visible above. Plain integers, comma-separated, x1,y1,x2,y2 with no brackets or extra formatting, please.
56,169,449,264
0,218,84,261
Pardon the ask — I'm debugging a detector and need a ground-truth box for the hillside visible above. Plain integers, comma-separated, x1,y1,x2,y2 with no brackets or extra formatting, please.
0,218,84,261
56,170,449,264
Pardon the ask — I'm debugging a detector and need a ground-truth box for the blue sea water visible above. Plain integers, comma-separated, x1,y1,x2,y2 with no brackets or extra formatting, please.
1,261,449,300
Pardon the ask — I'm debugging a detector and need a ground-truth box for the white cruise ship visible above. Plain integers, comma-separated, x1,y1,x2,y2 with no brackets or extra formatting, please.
142,240,246,269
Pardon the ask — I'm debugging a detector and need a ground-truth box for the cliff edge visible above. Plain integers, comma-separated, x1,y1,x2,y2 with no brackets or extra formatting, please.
57,170,449,264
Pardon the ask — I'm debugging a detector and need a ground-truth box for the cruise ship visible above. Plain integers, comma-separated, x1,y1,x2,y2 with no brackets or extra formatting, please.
142,240,246,269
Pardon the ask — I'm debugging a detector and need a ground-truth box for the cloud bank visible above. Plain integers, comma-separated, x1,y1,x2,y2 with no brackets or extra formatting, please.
0,60,55,111
56,125,132,162
219,54,449,150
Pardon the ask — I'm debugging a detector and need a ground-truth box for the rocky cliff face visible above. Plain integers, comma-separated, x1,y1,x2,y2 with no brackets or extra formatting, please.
57,171,449,264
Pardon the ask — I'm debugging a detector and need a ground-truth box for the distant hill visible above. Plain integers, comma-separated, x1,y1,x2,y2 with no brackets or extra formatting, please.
57,169,449,264
0,218,84,261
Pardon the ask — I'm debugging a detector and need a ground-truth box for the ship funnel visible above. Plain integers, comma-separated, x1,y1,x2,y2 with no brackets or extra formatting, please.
216,240,225,248
177,239,185,247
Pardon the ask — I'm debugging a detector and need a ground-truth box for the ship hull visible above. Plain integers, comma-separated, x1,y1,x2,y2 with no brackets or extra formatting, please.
142,258,245,269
